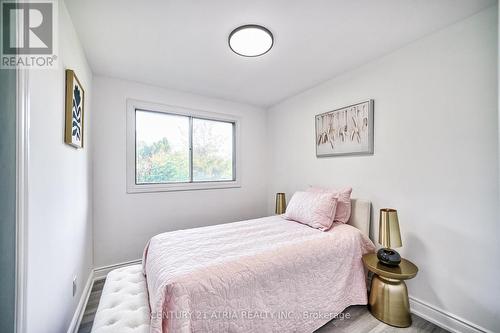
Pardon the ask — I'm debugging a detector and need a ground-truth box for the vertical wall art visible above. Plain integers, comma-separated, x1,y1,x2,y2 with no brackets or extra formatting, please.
315,100,374,157
65,69,85,148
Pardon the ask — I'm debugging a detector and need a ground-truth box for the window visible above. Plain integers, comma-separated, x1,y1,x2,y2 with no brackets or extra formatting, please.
136,111,190,184
127,100,240,193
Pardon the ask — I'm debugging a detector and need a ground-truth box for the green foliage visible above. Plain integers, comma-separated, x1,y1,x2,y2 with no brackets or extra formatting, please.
193,144,232,181
193,120,233,181
136,131,233,184
136,137,189,183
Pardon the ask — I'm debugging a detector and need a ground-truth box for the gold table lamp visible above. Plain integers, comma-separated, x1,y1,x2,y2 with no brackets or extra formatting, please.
275,193,286,214
377,208,402,266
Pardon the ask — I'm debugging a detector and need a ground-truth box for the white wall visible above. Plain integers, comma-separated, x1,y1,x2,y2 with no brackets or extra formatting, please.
92,77,268,268
26,1,93,332
267,7,499,333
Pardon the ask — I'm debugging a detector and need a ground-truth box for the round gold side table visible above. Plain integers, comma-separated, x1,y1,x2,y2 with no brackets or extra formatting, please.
362,253,418,327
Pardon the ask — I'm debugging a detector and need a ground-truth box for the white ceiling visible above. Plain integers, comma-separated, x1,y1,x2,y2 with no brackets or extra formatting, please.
65,0,495,107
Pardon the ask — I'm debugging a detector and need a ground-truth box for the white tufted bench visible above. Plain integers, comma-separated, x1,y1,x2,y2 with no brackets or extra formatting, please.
91,265,151,333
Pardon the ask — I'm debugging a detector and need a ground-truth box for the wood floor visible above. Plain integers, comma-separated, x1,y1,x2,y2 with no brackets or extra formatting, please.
315,305,448,333
78,279,104,333
78,278,448,333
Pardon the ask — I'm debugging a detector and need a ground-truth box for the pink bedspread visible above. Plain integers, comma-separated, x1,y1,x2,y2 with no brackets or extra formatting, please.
142,215,375,333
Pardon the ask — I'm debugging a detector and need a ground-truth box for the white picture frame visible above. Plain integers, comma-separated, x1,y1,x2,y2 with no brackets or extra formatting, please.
315,99,374,157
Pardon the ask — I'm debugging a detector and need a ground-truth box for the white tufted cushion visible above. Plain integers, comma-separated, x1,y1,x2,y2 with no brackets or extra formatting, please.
91,265,150,333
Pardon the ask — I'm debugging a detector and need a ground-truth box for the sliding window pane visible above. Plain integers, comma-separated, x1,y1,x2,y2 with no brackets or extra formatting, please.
136,110,189,184
193,118,234,181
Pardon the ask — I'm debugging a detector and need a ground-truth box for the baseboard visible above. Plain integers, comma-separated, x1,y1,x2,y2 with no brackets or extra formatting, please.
93,259,142,280
409,296,492,333
67,271,94,333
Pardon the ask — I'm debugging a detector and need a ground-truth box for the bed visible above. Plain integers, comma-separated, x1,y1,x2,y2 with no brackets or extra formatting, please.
90,199,374,333
141,198,375,333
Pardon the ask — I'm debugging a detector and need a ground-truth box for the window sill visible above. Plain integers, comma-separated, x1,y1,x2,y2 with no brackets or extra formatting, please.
126,180,241,193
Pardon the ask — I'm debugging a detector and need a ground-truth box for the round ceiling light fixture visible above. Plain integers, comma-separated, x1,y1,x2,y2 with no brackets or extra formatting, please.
228,25,273,57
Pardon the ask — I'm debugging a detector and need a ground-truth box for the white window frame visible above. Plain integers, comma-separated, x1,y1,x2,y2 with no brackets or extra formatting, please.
126,99,241,193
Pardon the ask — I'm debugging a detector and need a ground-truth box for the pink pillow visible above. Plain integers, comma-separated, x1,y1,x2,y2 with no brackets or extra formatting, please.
306,187,352,223
284,191,338,231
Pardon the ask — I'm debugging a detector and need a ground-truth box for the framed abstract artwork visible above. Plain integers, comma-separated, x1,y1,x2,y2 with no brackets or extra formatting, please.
65,69,85,148
315,100,374,157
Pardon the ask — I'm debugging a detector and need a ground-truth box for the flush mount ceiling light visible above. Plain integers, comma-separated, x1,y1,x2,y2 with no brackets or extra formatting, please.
228,25,273,57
